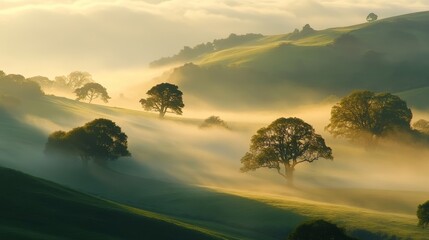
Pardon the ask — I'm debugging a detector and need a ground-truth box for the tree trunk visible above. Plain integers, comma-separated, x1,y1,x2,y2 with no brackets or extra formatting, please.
285,164,294,187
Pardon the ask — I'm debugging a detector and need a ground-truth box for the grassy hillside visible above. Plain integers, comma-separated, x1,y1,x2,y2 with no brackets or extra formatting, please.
2,95,429,240
153,11,429,110
0,166,228,240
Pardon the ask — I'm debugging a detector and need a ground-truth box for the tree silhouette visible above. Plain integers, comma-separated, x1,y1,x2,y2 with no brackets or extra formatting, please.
413,119,429,134
326,91,412,140
366,13,378,22
139,83,184,118
66,71,93,89
74,82,111,103
200,116,229,129
45,118,130,166
240,117,333,186
288,219,357,240
417,200,429,228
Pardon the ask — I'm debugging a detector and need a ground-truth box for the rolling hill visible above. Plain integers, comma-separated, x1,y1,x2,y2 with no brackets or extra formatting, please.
0,166,228,240
151,11,429,110
1,94,428,240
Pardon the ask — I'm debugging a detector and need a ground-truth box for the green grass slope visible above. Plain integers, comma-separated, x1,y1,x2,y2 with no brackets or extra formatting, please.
2,95,429,240
158,11,429,110
0,166,226,240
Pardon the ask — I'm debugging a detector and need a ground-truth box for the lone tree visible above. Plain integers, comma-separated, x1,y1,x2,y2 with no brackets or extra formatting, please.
417,200,429,228
366,13,378,22
45,118,130,166
413,119,429,134
288,219,357,240
326,91,412,140
200,116,229,129
74,82,111,103
66,71,93,89
240,117,333,186
139,83,184,118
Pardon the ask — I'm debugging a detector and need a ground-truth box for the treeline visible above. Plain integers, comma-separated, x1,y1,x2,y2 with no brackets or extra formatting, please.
0,70,110,105
150,33,264,67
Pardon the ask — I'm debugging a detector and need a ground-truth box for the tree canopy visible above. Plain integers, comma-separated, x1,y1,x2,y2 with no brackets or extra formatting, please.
199,116,229,129
74,82,111,103
139,83,184,118
240,117,333,186
413,119,429,135
45,118,130,166
366,13,378,22
288,219,357,240
417,200,429,228
66,71,93,90
0,73,44,99
326,91,412,140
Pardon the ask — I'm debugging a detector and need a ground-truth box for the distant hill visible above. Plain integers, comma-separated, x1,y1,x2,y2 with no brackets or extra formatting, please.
0,166,225,240
152,11,429,110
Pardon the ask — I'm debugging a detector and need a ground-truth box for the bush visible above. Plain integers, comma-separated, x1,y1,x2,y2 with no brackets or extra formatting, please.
199,116,229,129
288,219,357,240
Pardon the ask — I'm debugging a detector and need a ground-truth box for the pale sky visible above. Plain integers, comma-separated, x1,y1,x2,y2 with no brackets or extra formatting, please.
0,0,427,83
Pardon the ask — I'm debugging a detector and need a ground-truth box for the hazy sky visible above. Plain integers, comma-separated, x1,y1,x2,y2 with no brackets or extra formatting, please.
0,0,427,82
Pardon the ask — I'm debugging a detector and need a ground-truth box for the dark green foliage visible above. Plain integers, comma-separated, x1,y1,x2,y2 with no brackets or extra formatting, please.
417,200,429,228
241,117,333,185
150,33,264,67
0,167,223,240
74,82,111,103
413,119,429,134
140,82,184,118
45,118,130,165
288,24,316,40
200,116,229,129
0,73,44,99
288,219,357,240
326,91,412,140
367,13,378,22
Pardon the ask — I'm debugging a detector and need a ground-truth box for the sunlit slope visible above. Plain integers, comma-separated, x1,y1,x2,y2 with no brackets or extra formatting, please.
0,167,226,240
161,11,429,109
2,96,429,240
210,188,428,240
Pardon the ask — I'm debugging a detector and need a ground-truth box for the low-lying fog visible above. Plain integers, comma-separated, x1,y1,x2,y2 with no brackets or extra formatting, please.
1,86,429,216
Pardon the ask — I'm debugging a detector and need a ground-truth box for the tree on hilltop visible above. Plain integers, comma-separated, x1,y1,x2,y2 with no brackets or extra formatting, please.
366,13,378,22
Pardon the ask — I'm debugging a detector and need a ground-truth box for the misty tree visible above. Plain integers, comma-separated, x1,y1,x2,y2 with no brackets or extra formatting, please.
45,118,131,166
366,13,378,22
74,82,111,103
200,116,229,129
0,73,44,98
66,71,93,89
326,91,412,140
288,220,357,240
418,200,429,228
413,119,429,134
27,76,53,89
240,117,333,186
139,83,184,118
